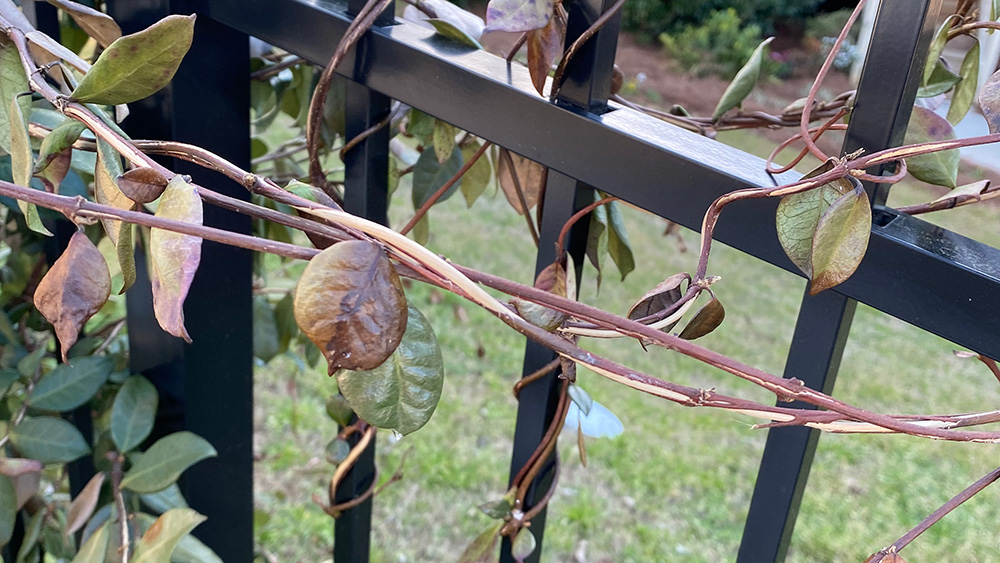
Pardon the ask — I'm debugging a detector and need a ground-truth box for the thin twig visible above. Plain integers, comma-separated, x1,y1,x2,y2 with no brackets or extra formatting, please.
328,425,376,503
399,141,492,235
513,358,561,399
110,454,129,563
549,0,627,100
506,32,527,62
555,195,618,259
250,55,307,81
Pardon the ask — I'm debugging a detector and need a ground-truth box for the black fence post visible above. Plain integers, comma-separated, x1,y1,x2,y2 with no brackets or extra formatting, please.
104,2,253,560
736,1,941,561
334,0,395,561
502,0,621,560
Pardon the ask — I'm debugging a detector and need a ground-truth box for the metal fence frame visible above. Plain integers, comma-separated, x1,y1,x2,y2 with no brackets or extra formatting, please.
23,0,1000,560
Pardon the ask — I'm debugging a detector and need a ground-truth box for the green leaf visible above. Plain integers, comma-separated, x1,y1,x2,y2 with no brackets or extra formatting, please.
809,186,871,295
427,19,483,49
712,37,773,121
9,95,50,236
35,119,87,175
0,475,14,549
94,140,131,246
336,304,444,435
121,432,217,493
460,141,491,207
457,521,503,563
477,498,512,519
606,200,634,281
947,41,979,125
677,297,726,340
412,214,430,245
406,108,435,141
71,521,108,563
775,159,857,276
585,194,608,288
70,14,196,105
172,533,223,563
568,384,592,416
916,59,961,97
132,508,206,563
903,105,959,188
412,145,463,209
0,38,30,155
923,16,957,86
485,0,552,33
10,416,91,463
433,119,457,164
30,356,112,412
253,295,280,363
325,438,351,466
16,508,44,563
140,483,188,515
111,375,158,453
511,529,537,561
325,395,354,427
118,222,137,293
979,69,1000,134
993,0,999,22
150,176,203,342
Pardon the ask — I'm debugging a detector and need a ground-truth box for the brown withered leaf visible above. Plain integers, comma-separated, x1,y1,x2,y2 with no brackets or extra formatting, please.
45,0,122,47
525,7,566,96
293,240,408,374
627,273,688,332
512,261,570,331
33,231,111,361
35,150,71,192
149,176,203,343
677,297,725,340
497,149,544,215
118,167,168,204
64,471,104,537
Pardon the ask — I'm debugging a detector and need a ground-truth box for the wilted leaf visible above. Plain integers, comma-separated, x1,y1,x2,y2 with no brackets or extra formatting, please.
325,438,351,466
568,383,592,416
71,14,196,105
526,11,565,96
119,167,169,204
0,458,44,478
677,297,725,340
0,458,42,511
66,472,105,537
712,37,773,120
427,19,483,49
497,149,543,215
930,179,991,205
95,141,133,246
30,355,112,411
12,469,39,510
923,16,957,86
294,240,408,373
563,399,623,438
477,498,512,519
9,95,49,236
432,119,457,164
47,0,121,47
606,200,634,281
916,59,960,98
33,232,112,361
577,420,587,467
586,195,608,287
72,521,109,563
776,159,857,275
511,529,537,561
132,508,207,563
627,273,687,330
111,375,158,453
35,119,87,176
979,69,1000,134
904,106,958,188
485,0,553,33
0,475,13,549
412,146,463,208
512,261,569,330
121,432,217,493
947,41,979,124
458,522,503,563
10,416,91,463
118,222,136,293
336,304,443,435
325,394,354,427
150,176,203,343
809,186,871,294
17,509,44,562
460,141,492,207
0,38,30,155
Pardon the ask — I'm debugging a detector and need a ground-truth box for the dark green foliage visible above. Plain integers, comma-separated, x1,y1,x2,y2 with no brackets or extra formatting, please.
622,0,822,44
659,9,772,79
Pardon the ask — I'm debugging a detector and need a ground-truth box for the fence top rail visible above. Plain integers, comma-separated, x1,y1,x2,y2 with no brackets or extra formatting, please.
197,0,1000,357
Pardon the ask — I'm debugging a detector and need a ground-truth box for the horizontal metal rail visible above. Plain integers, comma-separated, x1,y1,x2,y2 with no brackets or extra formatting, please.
197,0,1000,360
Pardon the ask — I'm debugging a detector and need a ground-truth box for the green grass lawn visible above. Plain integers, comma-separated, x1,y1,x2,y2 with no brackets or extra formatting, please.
252,131,1000,562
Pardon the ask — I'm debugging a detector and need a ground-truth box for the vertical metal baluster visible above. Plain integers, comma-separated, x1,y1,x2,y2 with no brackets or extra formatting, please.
737,1,941,560
502,0,622,560
105,3,253,560
334,0,394,561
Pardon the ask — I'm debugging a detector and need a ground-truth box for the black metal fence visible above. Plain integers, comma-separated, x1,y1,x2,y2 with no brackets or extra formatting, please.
28,0,1000,560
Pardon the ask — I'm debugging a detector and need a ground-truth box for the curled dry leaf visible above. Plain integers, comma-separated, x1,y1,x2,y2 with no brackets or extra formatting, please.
485,0,553,33
497,149,544,215
119,167,169,203
809,186,871,295
512,261,569,331
627,272,688,331
33,231,111,361
526,7,566,96
65,471,105,537
979,69,1000,134
45,0,122,47
150,176,203,343
677,297,725,340
293,240,408,374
